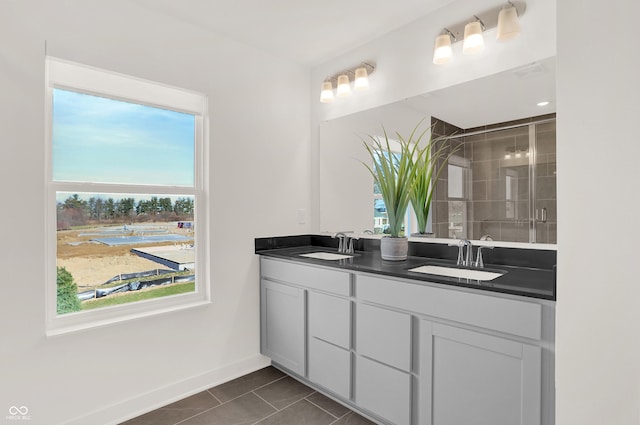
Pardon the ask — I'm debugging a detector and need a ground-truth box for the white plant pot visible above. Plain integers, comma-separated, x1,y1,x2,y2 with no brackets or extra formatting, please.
380,236,408,261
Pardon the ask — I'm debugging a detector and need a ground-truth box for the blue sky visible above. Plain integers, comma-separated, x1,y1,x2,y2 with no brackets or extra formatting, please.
52,88,195,186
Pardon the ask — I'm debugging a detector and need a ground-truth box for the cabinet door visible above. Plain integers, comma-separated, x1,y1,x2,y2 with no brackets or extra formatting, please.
419,321,541,425
355,355,411,425
261,279,305,376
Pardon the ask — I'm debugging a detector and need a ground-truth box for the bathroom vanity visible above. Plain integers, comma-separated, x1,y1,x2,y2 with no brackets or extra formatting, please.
256,235,556,425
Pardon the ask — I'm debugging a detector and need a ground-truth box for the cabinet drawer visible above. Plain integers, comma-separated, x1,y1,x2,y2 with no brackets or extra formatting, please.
308,337,351,399
356,303,411,371
355,355,411,425
309,291,350,349
261,257,350,296
357,274,542,340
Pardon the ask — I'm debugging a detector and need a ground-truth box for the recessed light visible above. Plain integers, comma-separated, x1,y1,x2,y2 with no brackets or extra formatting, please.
537,101,550,107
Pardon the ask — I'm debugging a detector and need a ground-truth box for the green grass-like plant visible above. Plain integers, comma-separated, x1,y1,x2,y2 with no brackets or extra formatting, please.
410,127,461,234
361,123,425,238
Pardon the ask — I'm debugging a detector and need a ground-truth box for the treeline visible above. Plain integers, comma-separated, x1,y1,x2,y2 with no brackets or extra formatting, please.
57,194,194,230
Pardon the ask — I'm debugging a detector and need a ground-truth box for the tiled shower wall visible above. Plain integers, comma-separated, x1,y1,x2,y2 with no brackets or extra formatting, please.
431,114,556,244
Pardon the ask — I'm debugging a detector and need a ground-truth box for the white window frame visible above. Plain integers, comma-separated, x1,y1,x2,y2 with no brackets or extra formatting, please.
44,57,211,336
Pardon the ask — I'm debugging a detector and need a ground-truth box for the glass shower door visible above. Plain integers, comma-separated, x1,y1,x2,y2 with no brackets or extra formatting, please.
531,120,557,243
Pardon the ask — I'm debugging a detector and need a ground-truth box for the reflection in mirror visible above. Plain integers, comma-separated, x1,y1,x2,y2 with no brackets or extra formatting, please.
431,116,556,244
318,56,556,245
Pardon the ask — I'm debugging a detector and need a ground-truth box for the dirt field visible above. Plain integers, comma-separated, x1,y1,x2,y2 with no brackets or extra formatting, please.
57,222,193,291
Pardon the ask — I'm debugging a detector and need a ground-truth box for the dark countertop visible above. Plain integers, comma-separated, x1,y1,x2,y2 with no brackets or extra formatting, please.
255,235,556,301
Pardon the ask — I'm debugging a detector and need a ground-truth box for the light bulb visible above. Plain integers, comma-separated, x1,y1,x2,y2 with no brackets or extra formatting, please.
336,74,351,97
497,4,521,41
319,81,334,103
433,34,453,65
354,67,369,91
463,21,485,55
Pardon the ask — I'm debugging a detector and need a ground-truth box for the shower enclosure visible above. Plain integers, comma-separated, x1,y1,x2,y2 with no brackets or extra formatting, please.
432,115,556,244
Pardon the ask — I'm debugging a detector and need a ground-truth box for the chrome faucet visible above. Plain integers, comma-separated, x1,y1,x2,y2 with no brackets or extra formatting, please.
450,239,473,267
332,232,348,253
332,232,359,254
474,245,494,268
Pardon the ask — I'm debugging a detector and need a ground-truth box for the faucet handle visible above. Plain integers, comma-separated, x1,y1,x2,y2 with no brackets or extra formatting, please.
449,240,466,266
474,245,494,268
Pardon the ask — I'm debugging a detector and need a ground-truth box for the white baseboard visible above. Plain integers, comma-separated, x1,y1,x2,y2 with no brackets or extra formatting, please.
60,354,271,425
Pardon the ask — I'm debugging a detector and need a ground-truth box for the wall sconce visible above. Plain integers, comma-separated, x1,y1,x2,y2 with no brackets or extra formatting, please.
319,62,376,103
462,16,486,55
433,29,456,65
497,3,522,40
432,1,525,65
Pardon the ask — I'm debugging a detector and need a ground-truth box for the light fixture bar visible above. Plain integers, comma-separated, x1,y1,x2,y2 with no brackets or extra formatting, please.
319,61,376,103
438,1,526,48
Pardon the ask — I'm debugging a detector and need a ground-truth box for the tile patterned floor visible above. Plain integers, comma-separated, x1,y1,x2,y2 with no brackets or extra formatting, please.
120,366,376,425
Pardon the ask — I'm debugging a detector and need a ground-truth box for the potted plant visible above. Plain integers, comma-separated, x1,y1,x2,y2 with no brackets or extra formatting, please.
410,127,461,236
361,123,424,261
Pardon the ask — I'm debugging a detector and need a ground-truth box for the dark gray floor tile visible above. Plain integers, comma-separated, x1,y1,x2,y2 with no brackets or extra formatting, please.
331,411,377,425
209,366,285,403
180,392,276,425
119,391,220,425
119,407,200,425
305,392,351,418
254,399,335,425
254,376,316,410
165,391,221,410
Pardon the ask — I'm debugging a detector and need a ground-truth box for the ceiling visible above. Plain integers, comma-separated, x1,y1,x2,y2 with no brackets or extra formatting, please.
133,0,456,66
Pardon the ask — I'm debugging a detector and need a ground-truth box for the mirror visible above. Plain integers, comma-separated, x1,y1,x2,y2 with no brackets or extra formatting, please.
318,56,556,246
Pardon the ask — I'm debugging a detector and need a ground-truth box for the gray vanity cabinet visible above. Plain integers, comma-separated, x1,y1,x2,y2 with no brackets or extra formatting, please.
419,321,542,425
260,257,554,425
260,279,305,376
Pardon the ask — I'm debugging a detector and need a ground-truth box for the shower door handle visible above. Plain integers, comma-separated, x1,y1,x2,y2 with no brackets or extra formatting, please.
536,208,548,223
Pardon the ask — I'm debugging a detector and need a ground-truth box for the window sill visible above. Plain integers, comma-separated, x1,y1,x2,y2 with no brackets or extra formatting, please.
46,296,211,337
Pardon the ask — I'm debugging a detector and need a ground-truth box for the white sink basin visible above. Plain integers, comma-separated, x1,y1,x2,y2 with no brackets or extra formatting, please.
299,252,354,261
408,265,504,281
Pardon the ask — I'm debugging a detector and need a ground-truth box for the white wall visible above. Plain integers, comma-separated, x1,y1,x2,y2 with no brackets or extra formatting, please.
556,1,640,424
0,2,310,424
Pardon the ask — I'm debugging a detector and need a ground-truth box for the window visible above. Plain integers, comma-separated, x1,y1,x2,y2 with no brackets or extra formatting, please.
45,57,209,335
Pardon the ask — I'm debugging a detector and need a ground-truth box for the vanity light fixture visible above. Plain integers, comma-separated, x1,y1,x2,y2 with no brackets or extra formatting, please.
537,101,550,107
463,16,486,55
497,2,522,41
433,29,456,64
432,1,526,65
505,147,530,159
336,75,351,98
320,81,334,103
319,62,376,103
354,66,370,91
